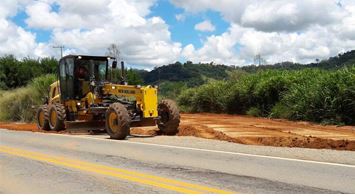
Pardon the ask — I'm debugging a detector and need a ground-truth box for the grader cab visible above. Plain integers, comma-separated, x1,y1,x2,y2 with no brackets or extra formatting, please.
36,55,180,139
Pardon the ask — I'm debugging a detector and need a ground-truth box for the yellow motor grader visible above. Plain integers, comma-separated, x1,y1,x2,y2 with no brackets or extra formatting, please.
36,55,180,139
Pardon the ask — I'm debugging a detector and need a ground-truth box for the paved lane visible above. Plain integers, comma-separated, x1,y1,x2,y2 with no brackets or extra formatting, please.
1,129,354,193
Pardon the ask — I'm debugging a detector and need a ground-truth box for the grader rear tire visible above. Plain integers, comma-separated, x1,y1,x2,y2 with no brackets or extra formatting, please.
48,103,66,131
158,99,180,135
36,105,50,131
105,103,130,140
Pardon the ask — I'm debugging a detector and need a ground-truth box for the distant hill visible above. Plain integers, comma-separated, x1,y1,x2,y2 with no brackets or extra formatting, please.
240,50,355,72
142,61,234,87
142,50,355,85
1,50,354,90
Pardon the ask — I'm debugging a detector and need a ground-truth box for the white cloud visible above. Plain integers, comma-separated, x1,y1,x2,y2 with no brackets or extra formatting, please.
0,18,38,57
174,0,355,65
0,0,181,68
46,14,181,66
183,24,245,65
182,22,355,65
0,0,355,68
194,20,215,32
171,0,346,32
0,0,44,58
240,0,346,32
25,0,151,29
0,0,30,18
175,14,185,22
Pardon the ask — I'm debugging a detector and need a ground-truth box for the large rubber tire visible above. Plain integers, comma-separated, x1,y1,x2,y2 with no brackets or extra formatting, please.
158,99,180,135
36,105,50,131
105,103,130,140
48,103,66,131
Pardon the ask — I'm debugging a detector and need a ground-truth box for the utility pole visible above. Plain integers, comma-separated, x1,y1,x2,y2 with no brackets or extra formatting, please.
53,45,65,58
254,54,266,66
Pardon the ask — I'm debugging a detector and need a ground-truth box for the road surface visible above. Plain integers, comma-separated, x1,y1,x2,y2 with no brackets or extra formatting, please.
1,129,355,193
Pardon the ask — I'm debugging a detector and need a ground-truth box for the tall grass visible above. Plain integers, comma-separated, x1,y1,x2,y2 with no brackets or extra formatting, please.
178,81,230,113
178,66,355,125
0,74,56,122
279,66,355,124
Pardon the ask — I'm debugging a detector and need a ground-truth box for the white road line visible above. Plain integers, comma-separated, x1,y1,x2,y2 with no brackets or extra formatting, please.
33,131,355,168
2,129,355,168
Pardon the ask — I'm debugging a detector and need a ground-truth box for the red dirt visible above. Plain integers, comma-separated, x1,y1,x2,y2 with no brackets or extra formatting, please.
0,123,39,132
178,113,355,151
1,113,355,150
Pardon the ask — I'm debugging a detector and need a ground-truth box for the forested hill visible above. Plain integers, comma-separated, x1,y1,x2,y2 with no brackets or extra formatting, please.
142,50,355,85
241,50,355,72
1,50,354,90
142,61,234,86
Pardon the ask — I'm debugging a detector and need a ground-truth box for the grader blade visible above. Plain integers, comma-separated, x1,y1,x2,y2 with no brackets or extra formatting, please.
65,121,105,132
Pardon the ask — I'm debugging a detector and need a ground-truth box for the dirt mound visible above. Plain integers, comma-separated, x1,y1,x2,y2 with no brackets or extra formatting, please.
0,123,39,132
253,136,355,150
0,122,90,134
177,124,355,150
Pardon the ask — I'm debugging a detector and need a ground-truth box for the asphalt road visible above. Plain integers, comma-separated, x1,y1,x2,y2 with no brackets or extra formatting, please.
1,129,355,193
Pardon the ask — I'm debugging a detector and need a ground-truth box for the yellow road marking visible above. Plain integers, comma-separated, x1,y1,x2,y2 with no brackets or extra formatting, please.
0,145,234,194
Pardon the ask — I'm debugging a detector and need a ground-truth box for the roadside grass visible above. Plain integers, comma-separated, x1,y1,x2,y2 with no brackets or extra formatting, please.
178,66,355,125
0,74,56,122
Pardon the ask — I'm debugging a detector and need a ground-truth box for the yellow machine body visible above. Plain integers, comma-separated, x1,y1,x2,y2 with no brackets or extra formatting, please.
102,84,158,118
37,54,179,138
48,81,159,121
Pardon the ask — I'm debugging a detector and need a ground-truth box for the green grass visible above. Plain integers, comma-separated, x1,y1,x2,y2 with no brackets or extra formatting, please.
178,66,355,125
0,74,56,122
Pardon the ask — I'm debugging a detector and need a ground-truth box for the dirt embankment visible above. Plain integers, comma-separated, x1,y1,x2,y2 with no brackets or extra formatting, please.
1,113,354,151
179,113,355,151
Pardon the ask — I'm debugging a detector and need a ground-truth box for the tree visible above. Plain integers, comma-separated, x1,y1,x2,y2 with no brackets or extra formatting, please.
126,69,143,85
106,44,121,60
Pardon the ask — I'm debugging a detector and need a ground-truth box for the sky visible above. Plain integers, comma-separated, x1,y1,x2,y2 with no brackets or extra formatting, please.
0,0,355,69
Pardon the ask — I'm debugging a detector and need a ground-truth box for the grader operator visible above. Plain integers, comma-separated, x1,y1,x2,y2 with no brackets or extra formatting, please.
36,55,180,139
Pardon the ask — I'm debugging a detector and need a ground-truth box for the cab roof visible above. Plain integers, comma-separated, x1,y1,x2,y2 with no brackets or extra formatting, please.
61,55,116,60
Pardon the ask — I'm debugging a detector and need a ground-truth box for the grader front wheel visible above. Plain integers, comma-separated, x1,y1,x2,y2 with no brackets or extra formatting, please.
36,105,50,131
105,103,130,140
158,99,180,135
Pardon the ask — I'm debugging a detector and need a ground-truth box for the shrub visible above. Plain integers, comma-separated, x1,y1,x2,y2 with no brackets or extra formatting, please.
178,81,230,113
246,107,262,117
0,87,36,121
270,102,292,119
0,74,56,122
31,74,57,98
0,55,57,89
226,74,258,114
178,66,355,125
226,70,291,115
250,70,292,116
177,88,197,112
158,81,187,100
281,66,355,124
192,81,230,113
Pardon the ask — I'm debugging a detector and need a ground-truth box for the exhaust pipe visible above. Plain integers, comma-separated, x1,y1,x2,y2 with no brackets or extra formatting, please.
121,61,125,80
